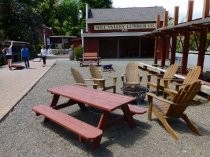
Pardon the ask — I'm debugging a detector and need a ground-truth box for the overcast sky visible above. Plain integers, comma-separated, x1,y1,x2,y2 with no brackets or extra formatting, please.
112,0,204,22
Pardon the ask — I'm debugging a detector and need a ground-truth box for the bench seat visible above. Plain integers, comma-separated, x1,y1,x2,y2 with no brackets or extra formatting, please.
128,104,147,115
32,105,103,149
79,52,101,67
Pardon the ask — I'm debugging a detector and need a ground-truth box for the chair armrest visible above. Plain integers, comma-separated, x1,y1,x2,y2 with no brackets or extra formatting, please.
74,83,97,89
161,77,175,81
171,78,184,83
102,75,118,78
84,78,95,81
90,78,105,81
147,92,175,105
156,74,164,77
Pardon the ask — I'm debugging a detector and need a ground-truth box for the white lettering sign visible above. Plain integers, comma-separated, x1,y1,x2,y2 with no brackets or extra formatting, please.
94,23,156,30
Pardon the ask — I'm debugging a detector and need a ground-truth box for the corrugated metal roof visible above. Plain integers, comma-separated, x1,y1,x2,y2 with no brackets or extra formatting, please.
87,7,164,24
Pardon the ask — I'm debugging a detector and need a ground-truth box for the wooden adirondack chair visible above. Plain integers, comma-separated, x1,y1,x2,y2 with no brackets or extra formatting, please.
89,64,117,93
71,67,98,89
147,81,201,140
164,66,201,99
121,62,142,87
147,63,178,95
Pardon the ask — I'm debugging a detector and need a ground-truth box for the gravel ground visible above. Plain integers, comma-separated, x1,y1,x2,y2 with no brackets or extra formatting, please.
0,59,210,157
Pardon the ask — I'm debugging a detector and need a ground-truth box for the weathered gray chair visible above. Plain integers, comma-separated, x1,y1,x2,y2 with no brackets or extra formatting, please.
121,62,142,88
89,64,117,93
71,67,97,89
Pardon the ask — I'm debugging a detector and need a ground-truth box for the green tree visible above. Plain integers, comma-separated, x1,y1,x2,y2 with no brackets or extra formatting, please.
54,0,81,35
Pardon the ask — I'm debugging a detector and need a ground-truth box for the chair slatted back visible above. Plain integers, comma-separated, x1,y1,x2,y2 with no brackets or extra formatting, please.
125,62,140,84
181,66,201,89
89,64,102,85
166,81,201,117
160,64,178,86
71,67,86,84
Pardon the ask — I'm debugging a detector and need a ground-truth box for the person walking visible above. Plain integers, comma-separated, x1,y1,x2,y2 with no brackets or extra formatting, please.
1,41,13,70
40,45,47,67
21,45,30,68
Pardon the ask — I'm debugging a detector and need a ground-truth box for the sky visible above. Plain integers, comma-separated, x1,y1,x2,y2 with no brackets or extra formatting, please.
112,0,204,22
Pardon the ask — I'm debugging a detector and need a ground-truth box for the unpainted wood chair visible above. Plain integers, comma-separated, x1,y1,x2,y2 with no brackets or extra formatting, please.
147,63,178,95
147,81,201,140
89,64,117,93
164,66,201,99
71,67,98,89
121,62,142,87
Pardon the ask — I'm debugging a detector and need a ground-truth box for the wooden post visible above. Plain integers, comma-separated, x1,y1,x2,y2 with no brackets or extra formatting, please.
186,0,194,22
154,15,161,64
197,28,207,75
181,31,190,74
170,6,179,65
161,37,167,67
161,11,168,67
202,0,210,18
181,0,194,74
154,38,158,64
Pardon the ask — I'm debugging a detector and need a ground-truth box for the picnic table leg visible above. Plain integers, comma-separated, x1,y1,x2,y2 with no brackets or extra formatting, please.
121,105,136,128
78,102,87,110
50,94,60,107
97,111,110,130
92,135,102,150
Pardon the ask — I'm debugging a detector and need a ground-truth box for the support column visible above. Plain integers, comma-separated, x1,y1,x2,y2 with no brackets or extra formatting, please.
160,10,168,67
197,28,207,74
154,15,161,64
161,36,167,67
170,6,179,65
154,37,158,64
181,31,190,74
170,35,177,65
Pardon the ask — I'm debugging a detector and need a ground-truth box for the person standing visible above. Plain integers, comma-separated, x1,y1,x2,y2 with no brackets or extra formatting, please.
21,45,30,68
40,45,47,67
1,41,13,70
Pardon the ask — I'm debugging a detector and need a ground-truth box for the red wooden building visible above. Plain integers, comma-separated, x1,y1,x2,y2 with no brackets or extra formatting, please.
82,5,165,58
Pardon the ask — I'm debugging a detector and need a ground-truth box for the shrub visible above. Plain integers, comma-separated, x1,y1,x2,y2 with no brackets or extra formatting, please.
73,45,83,60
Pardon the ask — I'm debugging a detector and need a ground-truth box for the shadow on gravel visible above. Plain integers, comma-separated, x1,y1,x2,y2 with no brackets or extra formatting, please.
40,108,151,153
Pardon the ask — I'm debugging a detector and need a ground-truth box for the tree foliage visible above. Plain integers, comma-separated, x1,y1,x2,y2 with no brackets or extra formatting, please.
0,0,113,51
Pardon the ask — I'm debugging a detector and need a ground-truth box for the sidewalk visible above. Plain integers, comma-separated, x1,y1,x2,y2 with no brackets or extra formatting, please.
0,59,56,121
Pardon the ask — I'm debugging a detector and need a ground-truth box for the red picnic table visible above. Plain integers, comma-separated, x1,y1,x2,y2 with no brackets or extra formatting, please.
32,84,146,149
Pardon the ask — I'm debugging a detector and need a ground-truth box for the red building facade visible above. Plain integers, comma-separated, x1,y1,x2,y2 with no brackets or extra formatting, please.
82,5,164,58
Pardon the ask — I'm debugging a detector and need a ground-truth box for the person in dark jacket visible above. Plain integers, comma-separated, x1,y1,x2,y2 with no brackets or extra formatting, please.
21,45,30,68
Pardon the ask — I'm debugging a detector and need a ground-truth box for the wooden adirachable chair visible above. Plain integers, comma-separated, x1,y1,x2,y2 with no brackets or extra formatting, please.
121,62,142,87
147,63,178,95
164,66,201,99
147,81,201,140
89,64,117,93
71,67,98,89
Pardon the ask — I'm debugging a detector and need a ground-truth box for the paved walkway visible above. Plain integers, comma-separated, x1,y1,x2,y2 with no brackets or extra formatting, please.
0,58,56,121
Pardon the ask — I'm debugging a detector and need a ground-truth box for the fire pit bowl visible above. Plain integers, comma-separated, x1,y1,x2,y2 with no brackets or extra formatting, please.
121,85,148,105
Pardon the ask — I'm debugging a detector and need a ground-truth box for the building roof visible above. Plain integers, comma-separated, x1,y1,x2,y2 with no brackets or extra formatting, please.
87,7,164,24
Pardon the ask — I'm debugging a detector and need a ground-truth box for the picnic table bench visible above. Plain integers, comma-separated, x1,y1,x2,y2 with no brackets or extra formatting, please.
79,52,101,67
33,105,103,149
32,85,146,149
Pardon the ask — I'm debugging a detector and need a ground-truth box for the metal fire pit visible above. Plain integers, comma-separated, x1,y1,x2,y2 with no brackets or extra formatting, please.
121,85,148,105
